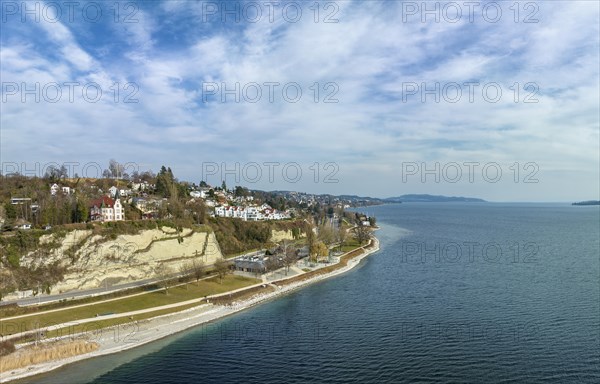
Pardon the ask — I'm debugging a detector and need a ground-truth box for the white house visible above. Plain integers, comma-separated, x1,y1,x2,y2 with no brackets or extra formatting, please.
107,186,131,198
245,206,260,221
131,181,151,191
90,196,125,222
214,204,289,221
190,190,208,199
214,205,226,217
108,186,118,197
215,205,245,219
50,184,72,196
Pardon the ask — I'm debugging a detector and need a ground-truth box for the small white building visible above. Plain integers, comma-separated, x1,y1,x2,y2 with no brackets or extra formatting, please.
108,186,118,197
50,184,72,196
214,204,288,221
190,190,208,199
131,181,151,191
108,186,131,198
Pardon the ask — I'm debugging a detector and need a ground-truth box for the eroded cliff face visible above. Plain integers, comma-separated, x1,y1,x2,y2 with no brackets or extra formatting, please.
3,226,298,298
21,227,223,293
270,229,296,243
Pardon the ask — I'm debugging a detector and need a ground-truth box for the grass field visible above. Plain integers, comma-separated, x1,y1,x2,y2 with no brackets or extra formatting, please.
16,301,205,343
339,238,363,253
8,240,370,346
1,275,259,337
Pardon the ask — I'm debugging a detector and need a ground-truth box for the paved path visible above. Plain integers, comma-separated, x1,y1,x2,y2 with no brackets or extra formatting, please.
1,249,264,307
1,237,381,383
1,242,374,341
1,279,271,342
1,272,221,322
2,234,215,307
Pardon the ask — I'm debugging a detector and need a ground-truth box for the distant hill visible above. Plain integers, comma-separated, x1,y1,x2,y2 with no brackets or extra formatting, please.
572,200,600,206
253,190,385,206
385,194,486,203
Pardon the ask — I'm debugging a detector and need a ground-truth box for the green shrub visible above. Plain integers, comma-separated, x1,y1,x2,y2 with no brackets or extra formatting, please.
208,218,303,256
7,249,20,268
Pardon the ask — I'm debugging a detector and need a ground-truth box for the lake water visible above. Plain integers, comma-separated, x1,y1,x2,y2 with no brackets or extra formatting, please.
22,203,600,383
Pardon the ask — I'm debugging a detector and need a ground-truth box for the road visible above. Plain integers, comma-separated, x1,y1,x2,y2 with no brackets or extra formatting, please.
1,249,266,307
1,276,163,307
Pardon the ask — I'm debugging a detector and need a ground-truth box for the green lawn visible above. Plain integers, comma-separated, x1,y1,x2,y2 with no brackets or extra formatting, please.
1,275,259,336
17,301,204,344
339,238,363,253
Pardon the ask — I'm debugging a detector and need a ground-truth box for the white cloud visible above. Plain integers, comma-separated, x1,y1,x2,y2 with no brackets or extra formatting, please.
1,0,598,201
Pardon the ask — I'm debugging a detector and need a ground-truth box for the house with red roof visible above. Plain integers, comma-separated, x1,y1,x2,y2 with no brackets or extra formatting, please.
90,196,125,222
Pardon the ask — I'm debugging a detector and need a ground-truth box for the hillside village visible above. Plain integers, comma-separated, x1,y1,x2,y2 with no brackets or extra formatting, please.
0,162,379,378
0,161,377,302
0,162,380,230
4,180,293,229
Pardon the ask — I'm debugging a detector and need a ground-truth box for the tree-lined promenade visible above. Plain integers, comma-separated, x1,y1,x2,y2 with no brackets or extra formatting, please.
0,160,379,381
0,230,378,382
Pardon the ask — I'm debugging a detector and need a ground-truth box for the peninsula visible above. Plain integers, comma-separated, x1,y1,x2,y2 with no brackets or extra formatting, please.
572,200,600,206
385,194,486,203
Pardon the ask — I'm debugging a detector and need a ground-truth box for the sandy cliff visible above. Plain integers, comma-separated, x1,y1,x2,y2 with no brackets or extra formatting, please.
21,227,222,293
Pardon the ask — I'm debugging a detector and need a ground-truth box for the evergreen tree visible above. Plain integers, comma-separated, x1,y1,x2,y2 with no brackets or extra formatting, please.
156,165,175,198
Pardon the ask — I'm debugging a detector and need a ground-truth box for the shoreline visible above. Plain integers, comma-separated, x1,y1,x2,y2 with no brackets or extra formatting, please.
1,236,380,383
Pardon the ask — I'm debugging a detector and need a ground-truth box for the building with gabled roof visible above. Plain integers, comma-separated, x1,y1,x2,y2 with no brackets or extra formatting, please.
90,196,124,222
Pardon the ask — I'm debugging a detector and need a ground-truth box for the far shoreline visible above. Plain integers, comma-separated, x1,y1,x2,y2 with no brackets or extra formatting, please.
2,234,381,383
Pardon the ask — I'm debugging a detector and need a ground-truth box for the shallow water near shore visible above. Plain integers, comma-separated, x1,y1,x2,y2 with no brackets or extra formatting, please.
20,203,600,383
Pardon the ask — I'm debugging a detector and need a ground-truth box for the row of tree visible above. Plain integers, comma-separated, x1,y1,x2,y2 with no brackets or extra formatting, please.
155,257,233,294
3,195,89,227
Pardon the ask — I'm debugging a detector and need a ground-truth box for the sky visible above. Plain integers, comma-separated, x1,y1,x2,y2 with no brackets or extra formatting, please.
1,0,599,202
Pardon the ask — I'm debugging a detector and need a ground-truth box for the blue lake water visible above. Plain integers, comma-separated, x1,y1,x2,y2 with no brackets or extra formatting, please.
22,203,600,383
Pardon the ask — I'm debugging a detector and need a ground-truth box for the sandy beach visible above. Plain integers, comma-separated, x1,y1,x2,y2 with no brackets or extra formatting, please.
1,237,379,383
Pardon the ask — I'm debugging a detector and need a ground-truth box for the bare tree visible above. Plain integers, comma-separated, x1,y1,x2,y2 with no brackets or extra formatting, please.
305,222,316,251
189,199,206,224
214,258,231,284
44,165,66,182
318,224,336,245
191,259,205,284
264,255,279,273
155,264,174,294
337,226,347,251
282,245,297,275
109,159,125,179
179,261,204,288
354,225,371,245
178,263,191,289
